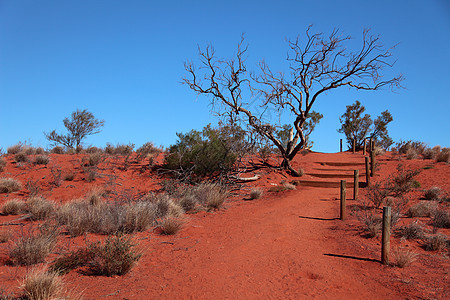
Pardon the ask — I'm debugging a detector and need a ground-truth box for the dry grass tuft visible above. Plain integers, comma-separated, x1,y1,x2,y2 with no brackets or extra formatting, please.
393,248,418,268
159,216,184,235
431,209,450,230
0,229,11,243
14,152,29,163
0,157,6,172
34,155,50,165
85,187,105,206
397,220,427,239
2,198,27,215
9,226,59,266
7,144,23,154
249,188,263,200
0,177,22,193
423,234,448,251
195,183,228,210
424,186,442,201
406,201,438,218
436,148,450,163
406,148,418,160
22,268,64,300
27,196,55,220
50,146,65,154
123,201,157,233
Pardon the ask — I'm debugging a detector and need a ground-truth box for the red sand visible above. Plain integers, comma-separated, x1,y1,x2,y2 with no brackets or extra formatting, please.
0,151,448,299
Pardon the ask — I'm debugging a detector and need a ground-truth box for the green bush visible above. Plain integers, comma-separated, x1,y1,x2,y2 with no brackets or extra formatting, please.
164,124,239,178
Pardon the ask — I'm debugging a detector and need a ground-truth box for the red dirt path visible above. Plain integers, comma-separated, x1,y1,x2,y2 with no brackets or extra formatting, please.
0,151,448,299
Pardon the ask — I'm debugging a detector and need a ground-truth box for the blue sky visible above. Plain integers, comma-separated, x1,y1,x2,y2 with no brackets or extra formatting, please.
1,0,449,153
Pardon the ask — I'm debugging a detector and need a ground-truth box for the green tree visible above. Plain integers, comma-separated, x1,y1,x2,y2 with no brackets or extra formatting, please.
45,109,104,151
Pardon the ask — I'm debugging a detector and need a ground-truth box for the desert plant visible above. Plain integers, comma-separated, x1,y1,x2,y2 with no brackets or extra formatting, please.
424,187,442,201
25,180,41,197
0,157,6,172
397,220,427,239
7,143,23,154
2,198,27,215
26,196,55,220
34,154,50,165
136,142,160,161
393,248,418,268
436,148,450,163
87,152,103,166
423,233,448,251
22,268,64,300
45,109,105,151
9,226,59,265
176,191,199,212
431,209,450,230
84,146,103,154
14,152,29,163
0,177,22,193
396,140,427,155
104,143,134,156
0,229,11,243
50,146,65,154
387,165,421,197
194,182,228,210
356,207,382,238
422,148,437,159
83,166,98,182
366,182,390,208
123,201,158,233
405,148,418,160
85,187,105,206
159,216,184,235
249,188,263,200
406,201,438,217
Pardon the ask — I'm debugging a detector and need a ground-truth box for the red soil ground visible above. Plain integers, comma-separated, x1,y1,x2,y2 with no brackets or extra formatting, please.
0,151,448,299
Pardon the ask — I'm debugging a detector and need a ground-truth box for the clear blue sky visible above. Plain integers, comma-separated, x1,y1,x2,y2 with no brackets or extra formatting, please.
1,0,449,153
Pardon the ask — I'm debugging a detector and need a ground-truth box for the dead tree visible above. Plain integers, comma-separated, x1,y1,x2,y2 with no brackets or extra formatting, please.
183,28,403,174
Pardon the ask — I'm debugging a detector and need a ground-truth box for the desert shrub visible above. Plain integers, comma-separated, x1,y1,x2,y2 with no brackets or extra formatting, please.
14,152,28,163
159,216,184,235
405,148,418,160
22,268,64,300
164,125,240,178
393,248,417,268
356,208,382,238
84,146,103,154
123,201,157,233
7,143,23,154
0,229,11,243
25,180,40,197
388,165,421,197
406,201,437,217
153,194,184,217
249,188,263,200
136,142,160,161
85,234,141,276
9,226,58,265
104,143,134,156
373,146,385,156
177,191,199,212
34,154,50,165
424,187,442,201
397,220,426,239
2,198,27,215
366,182,390,208
422,148,437,159
423,234,448,251
0,157,6,172
193,182,228,210
0,177,22,193
26,196,55,220
396,140,427,155
88,152,103,166
83,166,98,182
431,209,450,230
50,146,65,154
436,148,450,163
85,187,105,206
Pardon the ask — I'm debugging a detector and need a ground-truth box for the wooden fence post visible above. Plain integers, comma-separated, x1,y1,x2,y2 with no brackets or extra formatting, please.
354,170,359,200
340,139,343,152
382,206,391,265
352,139,356,154
363,139,367,155
365,156,370,186
370,149,376,177
369,137,373,153
372,139,375,152
340,180,346,220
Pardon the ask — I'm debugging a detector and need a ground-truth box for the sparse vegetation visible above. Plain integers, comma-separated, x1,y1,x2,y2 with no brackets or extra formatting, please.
159,216,184,235
0,157,6,172
194,182,228,210
436,148,450,163
423,187,442,201
406,201,438,218
357,208,382,238
7,143,23,154
423,234,448,251
2,198,27,215
397,220,426,239
249,188,263,200
34,154,50,165
0,177,22,193
22,268,64,300
393,248,417,268
14,152,29,163
431,209,450,230
26,196,55,220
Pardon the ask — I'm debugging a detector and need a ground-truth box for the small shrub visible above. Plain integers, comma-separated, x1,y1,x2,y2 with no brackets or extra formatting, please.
9,226,59,265
431,209,450,230
393,248,417,268
0,157,6,172
88,152,103,166
422,148,436,159
194,183,228,210
2,198,27,215
22,268,64,300
27,196,55,220
423,234,448,251
14,152,29,163
366,182,390,208
177,192,198,212
249,188,263,200
86,234,141,276
50,146,65,154
136,142,160,161
397,220,426,239
159,216,184,235
50,167,63,186
0,177,22,193
105,143,134,156
83,166,98,182
424,187,442,201
405,148,418,160
406,201,438,217
436,148,450,163
84,146,103,154
25,180,41,197
123,201,157,233
357,208,382,238
0,229,11,243
388,165,421,197
7,143,23,154
85,187,105,206
34,154,50,165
